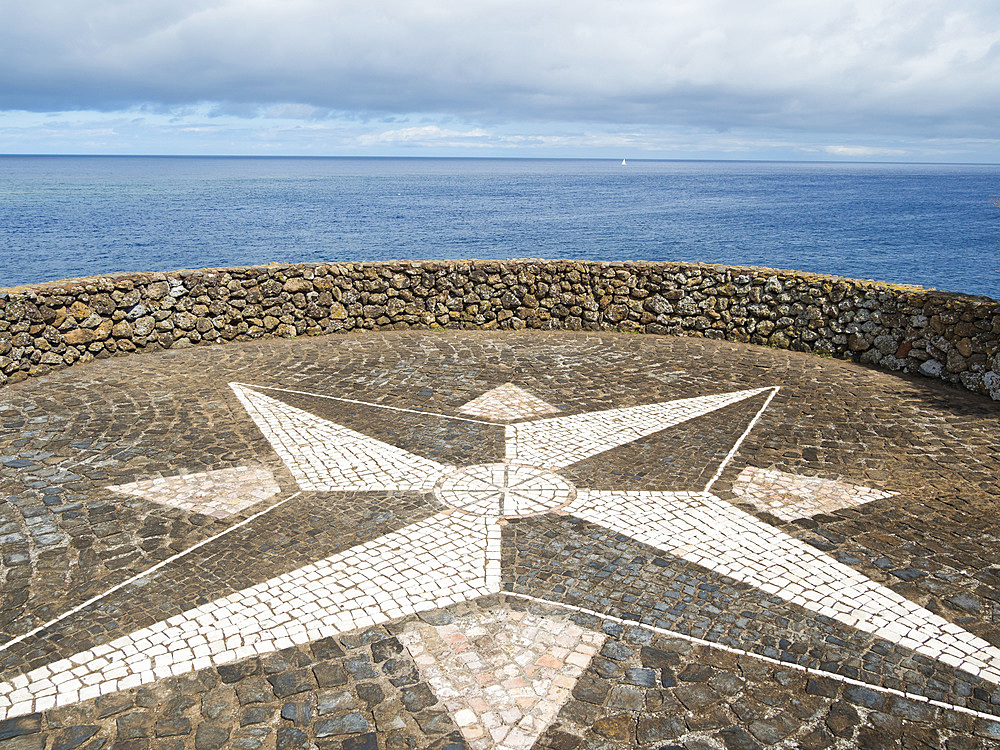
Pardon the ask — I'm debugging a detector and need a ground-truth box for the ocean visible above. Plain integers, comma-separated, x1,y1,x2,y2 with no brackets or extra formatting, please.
1,156,997,300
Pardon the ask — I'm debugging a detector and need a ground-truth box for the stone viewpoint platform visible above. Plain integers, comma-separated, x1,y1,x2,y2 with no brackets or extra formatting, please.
0,329,998,749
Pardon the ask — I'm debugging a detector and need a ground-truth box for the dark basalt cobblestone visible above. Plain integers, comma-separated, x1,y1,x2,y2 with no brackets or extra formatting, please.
0,330,998,748
269,389,504,469
515,594,1000,750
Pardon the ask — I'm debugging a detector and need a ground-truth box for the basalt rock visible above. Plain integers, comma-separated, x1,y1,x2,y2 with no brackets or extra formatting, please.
1,260,997,400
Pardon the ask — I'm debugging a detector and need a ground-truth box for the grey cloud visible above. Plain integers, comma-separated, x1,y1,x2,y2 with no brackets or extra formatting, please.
2,0,1000,137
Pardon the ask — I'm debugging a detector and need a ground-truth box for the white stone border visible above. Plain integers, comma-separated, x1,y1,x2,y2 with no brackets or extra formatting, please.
704,385,780,493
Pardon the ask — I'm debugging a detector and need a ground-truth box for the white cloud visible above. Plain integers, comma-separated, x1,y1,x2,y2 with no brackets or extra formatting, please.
3,1,999,128
3,107,998,160
2,2,1000,157
356,126,493,147
262,103,327,120
823,145,909,157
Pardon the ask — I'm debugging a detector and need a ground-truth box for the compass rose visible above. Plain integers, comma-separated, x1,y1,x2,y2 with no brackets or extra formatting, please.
1,379,998,728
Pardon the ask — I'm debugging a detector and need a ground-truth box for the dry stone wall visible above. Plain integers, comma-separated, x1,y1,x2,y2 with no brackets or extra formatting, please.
1,260,997,399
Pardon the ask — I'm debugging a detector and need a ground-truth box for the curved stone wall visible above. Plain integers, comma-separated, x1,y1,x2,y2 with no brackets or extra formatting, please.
1,260,997,400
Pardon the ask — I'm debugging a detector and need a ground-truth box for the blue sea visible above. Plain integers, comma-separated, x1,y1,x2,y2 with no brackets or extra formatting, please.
1,156,997,299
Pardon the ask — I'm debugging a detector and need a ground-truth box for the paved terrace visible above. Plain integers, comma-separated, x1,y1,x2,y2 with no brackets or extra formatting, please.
0,330,998,750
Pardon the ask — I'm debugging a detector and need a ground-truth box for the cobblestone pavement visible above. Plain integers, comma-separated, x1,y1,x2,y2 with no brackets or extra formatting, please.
0,330,999,750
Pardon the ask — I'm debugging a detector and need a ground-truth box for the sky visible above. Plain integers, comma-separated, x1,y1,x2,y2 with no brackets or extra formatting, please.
1,0,999,161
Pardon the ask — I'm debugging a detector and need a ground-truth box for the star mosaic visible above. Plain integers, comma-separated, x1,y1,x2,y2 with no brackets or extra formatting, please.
1,374,998,744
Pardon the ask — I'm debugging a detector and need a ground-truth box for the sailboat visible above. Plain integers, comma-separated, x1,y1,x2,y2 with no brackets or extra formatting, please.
621,158,627,166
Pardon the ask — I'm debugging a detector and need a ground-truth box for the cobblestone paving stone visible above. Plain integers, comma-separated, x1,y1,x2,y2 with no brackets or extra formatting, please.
0,330,998,748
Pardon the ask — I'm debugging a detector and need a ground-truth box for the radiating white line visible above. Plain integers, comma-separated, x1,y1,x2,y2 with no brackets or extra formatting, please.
505,593,1000,723
0,491,303,654
231,383,505,426
703,385,780,493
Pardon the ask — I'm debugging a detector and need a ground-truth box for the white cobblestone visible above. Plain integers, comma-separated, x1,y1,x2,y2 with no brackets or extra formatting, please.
230,383,453,491
434,464,576,517
505,387,770,468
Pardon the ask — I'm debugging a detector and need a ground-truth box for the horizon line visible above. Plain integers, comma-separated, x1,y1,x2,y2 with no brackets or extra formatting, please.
2,153,1000,167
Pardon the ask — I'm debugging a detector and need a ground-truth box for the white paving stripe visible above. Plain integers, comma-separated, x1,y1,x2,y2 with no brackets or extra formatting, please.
0,511,501,720
702,386,780,493
505,387,771,469
566,490,1000,685
230,383,453,491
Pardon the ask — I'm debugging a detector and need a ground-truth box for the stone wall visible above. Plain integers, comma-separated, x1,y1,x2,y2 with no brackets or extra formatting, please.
1,260,997,399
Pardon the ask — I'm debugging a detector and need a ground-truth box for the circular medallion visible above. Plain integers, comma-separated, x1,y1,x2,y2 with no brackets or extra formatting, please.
434,463,577,517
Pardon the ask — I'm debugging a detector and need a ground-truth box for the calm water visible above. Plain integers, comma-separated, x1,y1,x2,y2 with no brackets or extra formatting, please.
1,156,997,299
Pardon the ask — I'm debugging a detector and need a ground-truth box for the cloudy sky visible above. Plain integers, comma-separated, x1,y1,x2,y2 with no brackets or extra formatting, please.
2,0,999,160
